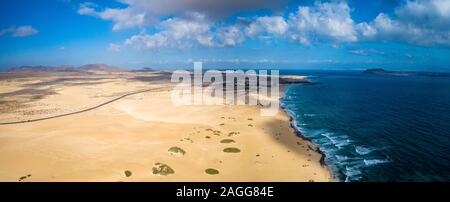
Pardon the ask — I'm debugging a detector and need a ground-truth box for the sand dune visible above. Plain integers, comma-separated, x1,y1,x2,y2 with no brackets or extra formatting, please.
0,71,332,182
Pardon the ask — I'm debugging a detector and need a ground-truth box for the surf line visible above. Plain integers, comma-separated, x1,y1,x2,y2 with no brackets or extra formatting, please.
0,87,166,125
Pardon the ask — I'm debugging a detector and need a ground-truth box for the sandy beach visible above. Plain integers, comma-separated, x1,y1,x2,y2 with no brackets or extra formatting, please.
0,70,333,182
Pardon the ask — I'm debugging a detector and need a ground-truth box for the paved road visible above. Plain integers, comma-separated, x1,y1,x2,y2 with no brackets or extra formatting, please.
0,87,165,125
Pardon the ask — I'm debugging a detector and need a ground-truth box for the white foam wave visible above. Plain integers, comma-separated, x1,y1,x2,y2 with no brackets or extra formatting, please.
321,132,351,149
335,155,363,163
304,113,316,117
345,167,362,176
335,155,349,161
363,159,390,166
344,165,363,182
355,146,383,155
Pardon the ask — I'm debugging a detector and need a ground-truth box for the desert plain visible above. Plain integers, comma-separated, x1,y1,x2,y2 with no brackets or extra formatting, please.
0,68,332,182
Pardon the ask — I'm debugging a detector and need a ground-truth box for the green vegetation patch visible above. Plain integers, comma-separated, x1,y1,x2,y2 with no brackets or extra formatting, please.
206,128,222,136
220,139,235,144
152,163,175,176
18,174,31,182
223,147,241,153
124,170,132,177
227,132,239,137
205,168,220,175
168,146,186,155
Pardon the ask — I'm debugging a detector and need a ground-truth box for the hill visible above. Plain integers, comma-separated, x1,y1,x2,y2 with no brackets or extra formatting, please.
363,68,450,77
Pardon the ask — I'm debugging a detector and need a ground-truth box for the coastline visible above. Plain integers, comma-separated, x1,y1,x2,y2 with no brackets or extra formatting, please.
280,105,327,166
279,82,335,181
0,71,332,182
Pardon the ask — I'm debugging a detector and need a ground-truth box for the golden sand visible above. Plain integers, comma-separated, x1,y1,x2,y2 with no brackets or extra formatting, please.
0,71,333,182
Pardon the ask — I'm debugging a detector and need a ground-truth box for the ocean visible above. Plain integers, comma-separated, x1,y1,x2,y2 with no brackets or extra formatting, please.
280,70,450,182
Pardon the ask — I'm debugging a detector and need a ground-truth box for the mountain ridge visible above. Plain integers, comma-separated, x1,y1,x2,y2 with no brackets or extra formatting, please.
6,64,123,73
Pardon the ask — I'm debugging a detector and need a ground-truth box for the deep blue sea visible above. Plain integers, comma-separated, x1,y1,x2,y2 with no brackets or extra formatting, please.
280,70,450,182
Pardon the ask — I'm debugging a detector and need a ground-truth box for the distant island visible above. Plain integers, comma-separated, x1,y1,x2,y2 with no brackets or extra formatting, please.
364,68,450,77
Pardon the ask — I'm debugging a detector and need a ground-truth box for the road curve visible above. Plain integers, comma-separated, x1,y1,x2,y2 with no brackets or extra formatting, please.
0,87,166,125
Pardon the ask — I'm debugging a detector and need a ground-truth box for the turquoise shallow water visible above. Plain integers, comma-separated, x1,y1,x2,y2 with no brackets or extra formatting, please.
280,70,450,181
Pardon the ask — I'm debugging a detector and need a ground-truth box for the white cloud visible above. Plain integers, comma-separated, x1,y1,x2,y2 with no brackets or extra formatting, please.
13,26,39,37
287,2,358,45
246,16,288,38
124,34,166,49
123,16,247,49
80,0,450,49
395,0,450,30
124,13,214,49
99,8,147,31
120,2,359,49
349,48,385,56
108,43,121,52
0,25,39,37
357,0,450,46
77,2,98,15
78,2,148,31
78,0,284,31
216,25,245,47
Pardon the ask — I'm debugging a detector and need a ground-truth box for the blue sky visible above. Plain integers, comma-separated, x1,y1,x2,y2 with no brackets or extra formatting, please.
0,0,449,71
